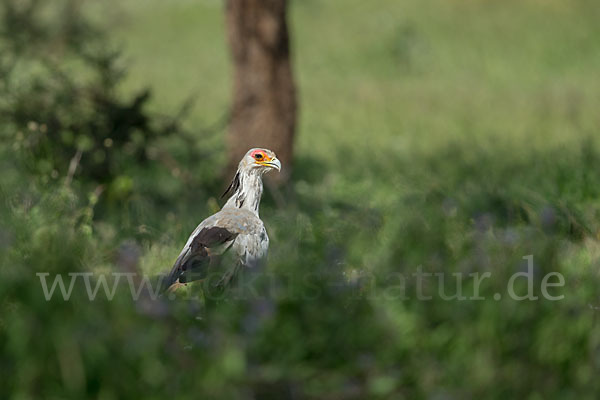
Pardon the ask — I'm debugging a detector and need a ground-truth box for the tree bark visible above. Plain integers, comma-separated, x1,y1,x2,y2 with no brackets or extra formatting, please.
225,0,297,184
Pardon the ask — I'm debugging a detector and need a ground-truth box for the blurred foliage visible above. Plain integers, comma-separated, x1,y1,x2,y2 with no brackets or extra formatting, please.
2,0,600,399
0,0,215,217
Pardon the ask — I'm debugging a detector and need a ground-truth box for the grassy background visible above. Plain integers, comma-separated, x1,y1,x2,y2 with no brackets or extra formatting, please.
107,0,600,154
2,0,600,398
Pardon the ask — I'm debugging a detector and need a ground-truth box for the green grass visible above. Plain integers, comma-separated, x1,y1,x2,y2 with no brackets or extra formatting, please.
105,0,600,157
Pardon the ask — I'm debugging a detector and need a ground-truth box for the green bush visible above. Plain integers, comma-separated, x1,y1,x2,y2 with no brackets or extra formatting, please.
0,0,214,222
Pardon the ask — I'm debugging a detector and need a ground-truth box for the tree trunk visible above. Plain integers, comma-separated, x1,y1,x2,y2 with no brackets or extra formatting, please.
225,0,297,184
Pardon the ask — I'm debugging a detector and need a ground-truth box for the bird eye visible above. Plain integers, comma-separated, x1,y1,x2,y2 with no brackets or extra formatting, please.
254,153,263,160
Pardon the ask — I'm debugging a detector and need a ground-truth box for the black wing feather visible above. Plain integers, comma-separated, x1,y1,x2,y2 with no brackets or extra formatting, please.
164,226,237,290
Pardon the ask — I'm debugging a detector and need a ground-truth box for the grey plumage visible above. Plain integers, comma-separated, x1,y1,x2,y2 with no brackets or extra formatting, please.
165,148,281,292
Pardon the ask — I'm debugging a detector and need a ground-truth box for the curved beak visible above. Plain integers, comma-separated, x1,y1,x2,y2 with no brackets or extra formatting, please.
266,158,281,172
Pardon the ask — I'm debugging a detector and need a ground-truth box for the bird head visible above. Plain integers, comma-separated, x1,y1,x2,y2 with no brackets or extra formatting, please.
222,148,281,203
240,148,281,174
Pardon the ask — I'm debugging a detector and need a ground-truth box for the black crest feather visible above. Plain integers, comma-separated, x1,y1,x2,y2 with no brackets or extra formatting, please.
221,171,240,199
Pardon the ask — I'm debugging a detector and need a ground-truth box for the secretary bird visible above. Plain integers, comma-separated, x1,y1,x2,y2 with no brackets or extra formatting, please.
164,148,281,293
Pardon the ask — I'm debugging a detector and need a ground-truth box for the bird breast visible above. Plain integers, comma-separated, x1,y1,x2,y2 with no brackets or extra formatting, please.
232,227,269,267
202,207,269,267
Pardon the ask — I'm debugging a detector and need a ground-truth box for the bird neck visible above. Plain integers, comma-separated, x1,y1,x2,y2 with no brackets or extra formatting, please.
223,169,264,215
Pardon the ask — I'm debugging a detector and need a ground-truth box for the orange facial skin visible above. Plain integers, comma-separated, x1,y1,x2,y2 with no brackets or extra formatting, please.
250,149,271,162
